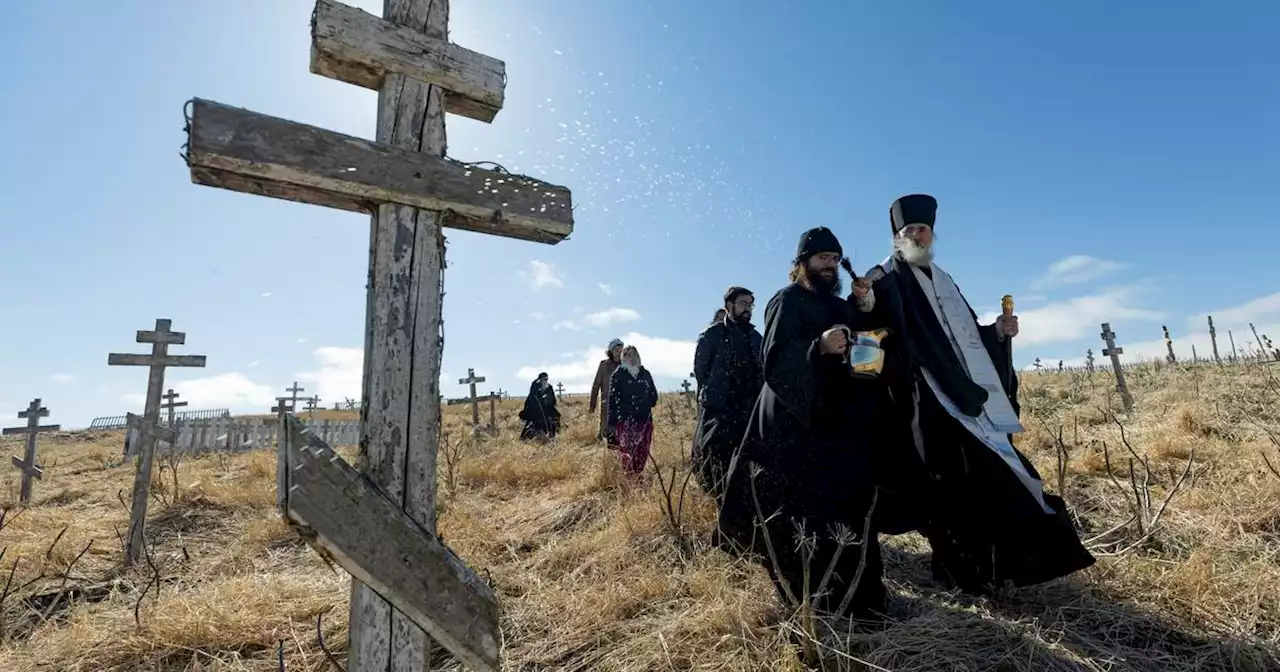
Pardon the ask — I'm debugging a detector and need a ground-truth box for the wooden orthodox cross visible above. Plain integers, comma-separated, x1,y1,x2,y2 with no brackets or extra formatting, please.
1207,315,1221,366
285,381,306,409
4,398,60,504
108,318,207,566
680,379,692,394
1162,325,1177,364
459,368,486,427
161,388,187,428
555,382,564,397
1099,323,1134,412
1085,349,1095,373
183,1,573,669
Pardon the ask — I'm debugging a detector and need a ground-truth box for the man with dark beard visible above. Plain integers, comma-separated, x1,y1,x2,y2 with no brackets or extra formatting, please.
692,286,763,499
866,193,1094,594
716,227,899,622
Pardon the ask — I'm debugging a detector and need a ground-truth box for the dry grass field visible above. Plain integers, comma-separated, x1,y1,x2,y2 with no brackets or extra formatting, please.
0,362,1278,671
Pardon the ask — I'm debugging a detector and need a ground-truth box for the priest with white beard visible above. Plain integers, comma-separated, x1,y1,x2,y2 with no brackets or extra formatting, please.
863,193,1095,595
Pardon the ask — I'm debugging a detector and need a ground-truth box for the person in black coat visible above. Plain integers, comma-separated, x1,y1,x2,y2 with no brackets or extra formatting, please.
607,346,659,479
518,372,560,441
716,227,906,622
692,286,764,499
865,193,1094,594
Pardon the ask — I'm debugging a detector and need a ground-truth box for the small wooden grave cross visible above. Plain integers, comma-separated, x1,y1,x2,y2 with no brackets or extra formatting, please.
555,382,565,397
1207,315,1222,366
285,381,306,409
1085,349,1095,372
108,318,206,566
459,369,486,427
1033,357,1043,371
182,1,574,668
1057,360,1064,372
1162,325,1177,364
1099,322,1134,412
272,397,296,415
4,398,60,504
681,379,693,394
305,396,321,414
161,388,187,428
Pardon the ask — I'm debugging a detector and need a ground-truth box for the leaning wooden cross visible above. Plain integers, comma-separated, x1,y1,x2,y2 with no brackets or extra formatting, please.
4,398,60,505
183,1,573,669
107,318,207,566
1099,322,1134,412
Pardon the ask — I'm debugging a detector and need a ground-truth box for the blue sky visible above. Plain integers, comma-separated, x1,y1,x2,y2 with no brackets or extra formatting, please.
1,0,1277,427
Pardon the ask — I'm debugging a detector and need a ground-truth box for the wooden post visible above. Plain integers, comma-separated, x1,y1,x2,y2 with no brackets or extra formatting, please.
182,1,573,669
4,398,60,504
1191,344,1199,362
487,391,497,431
459,368,486,427
1207,315,1221,366
1162,325,1177,364
1085,349,1095,373
161,388,187,428
108,318,207,566
1099,322,1134,412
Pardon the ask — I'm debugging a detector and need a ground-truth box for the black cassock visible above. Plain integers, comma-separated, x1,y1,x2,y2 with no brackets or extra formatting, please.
518,381,560,441
716,282,912,618
869,256,1095,593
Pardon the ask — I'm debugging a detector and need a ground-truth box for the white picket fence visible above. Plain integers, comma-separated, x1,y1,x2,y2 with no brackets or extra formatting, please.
126,417,359,456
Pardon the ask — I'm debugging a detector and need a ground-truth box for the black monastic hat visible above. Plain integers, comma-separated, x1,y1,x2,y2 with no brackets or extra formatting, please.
795,226,843,262
890,194,938,234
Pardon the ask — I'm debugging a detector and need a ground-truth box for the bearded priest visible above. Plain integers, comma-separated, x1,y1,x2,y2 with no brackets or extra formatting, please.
865,193,1095,595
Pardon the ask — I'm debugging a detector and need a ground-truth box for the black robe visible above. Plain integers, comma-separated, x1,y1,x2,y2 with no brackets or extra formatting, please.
518,381,560,441
716,282,907,618
869,256,1095,592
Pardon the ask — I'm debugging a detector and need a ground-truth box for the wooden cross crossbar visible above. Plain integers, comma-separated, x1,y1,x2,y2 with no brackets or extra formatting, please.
310,0,504,122
5,398,60,504
460,368,487,427
185,99,573,245
278,415,499,669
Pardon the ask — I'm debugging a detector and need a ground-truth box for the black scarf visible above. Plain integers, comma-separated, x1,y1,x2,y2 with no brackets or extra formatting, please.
883,257,990,417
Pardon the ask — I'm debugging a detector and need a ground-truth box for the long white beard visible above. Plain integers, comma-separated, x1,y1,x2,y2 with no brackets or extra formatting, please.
895,236,935,266
622,361,640,377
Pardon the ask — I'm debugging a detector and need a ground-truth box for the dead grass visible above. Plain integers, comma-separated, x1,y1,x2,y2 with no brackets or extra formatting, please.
0,364,1278,671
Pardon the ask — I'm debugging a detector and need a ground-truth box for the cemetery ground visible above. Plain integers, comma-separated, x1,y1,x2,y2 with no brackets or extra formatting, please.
0,365,1278,671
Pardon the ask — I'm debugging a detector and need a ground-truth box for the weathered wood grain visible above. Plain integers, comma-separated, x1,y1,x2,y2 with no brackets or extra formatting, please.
5,399,58,504
186,98,573,244
310,0,504,123
107,353,208,368
281,417,499,672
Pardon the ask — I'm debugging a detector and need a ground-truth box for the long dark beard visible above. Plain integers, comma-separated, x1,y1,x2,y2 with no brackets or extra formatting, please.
806,268,842,296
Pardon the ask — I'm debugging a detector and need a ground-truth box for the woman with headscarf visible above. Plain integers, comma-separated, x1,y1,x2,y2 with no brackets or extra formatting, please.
519,372,561,441
607,345,658,479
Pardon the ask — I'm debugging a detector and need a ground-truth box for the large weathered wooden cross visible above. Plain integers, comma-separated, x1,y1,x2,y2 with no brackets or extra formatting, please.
459,368,486,427
1099,322,1134,412
555,382,564,397
161,388,187,428
183,1,573,669
4,398,60,505
108,318,207,566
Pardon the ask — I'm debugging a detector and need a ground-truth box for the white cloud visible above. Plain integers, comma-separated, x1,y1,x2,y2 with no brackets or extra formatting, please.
260,292,273,298
121,373,276,411
1031,255,1127,290
522,260,563,290
581,307,640,327
297,346,364,403
528,311,547,321
297,338,309,344
516,331,695,392
552,307,641,332
598,283,613,295
248,360,261,367
978,284,1162,347
50,373,75,384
